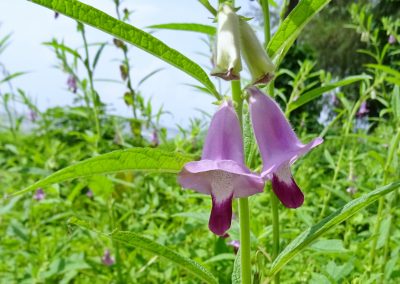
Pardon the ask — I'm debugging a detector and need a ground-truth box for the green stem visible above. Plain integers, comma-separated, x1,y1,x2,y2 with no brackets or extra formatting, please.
239,198,252,284
319,98,364,218
370,126,400,275
260,0,271,49
80,24,101,149
270,189,280,284
260,1,281,283
231,80,251,284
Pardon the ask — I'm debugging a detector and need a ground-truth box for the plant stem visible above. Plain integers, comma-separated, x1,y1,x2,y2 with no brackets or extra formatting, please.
270,189,280,284
231,80,251,284
239,197,252,284
370,126,400,276
80,24,101,149
260,1,281,283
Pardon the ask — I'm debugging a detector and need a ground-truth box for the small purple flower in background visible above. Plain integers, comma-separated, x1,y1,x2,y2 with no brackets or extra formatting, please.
86,190,93,198
151,129,159,146
67,75,77,93
248,87,323,208
28,109,38,122
388,35,396,45
54,12,59,19
357,101,369,117
228,240,240,254
102,249,115,266
179,101,264,236
33,188,45,201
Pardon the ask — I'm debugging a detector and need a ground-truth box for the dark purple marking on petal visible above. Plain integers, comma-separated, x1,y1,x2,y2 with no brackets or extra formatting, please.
271,166,304,208
208,193,233,236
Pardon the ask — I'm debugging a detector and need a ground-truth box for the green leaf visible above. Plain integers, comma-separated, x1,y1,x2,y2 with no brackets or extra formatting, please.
366,64,400,79
68,217,217,283
232,249,241,284
287,75,369,113
112,231,218,284
11,148,193,197
204,253,236,263
29,0,220,99
0,71,28,84
148,23,216,35
269,181,400,276
198,0,217,16
309,239,348,253
267,0,331,66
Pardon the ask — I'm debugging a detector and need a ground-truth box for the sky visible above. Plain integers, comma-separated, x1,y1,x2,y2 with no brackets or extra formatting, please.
0,0,259,128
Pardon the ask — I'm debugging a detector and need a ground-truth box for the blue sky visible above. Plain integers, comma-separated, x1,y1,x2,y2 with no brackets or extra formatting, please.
0,0,259,127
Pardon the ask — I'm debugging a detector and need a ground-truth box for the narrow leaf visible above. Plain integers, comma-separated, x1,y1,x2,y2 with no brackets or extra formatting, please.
11,148,193,197
198,0,217,16
267,0,331,66
269,181,400,276
29,0,220,98
287,75,369,112
112,231,218,283
232,249,241,284
366,64,400,79
68,217,217,283
148,23,216,35
0,72,28,84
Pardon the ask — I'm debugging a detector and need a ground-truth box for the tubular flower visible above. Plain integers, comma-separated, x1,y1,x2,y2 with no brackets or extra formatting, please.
239,19,275,85
211,4,242,81
178,101,264,236
248,87,323,208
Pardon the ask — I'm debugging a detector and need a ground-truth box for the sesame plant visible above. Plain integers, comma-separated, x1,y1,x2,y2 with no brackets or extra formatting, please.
2,0,400,283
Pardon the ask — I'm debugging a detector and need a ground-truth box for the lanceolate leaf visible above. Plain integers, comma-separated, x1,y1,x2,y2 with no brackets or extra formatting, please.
11,148,193,197
112,231,218,284
267,0,331,66
68,217,218,284
148,23,216,35
287,75,370,113
29,0,220,98
269,181,400,276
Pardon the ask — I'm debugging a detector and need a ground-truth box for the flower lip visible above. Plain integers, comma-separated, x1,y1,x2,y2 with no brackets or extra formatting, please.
179,159,264,198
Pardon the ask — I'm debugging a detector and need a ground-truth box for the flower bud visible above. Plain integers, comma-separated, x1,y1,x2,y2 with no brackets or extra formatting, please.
239,19,275,85
210,4,242,81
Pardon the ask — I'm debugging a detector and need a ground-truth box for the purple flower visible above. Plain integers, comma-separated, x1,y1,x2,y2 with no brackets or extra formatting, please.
228,240,240,254
248,87,323,208
33,188,45,201
357,101,369,117
179,101,264,236
388,35,396,45
102,249,115,266
152,129,159,146
28,110,38,122
86,190,93,198
67,75,77,93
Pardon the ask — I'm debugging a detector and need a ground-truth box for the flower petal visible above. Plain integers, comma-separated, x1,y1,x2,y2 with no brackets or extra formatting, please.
239,19,275,85
248,87,323,174
270,164,304,208
202,101,244,163
210,4,242,81
209,192,233,236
